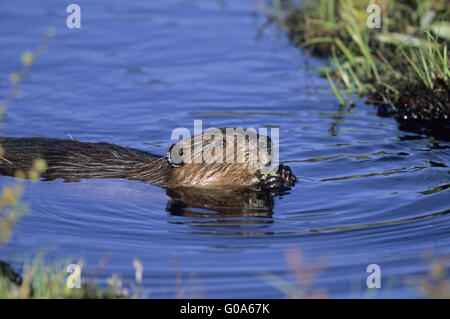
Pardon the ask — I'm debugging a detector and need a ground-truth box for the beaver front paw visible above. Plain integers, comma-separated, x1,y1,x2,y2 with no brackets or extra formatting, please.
260,164,296,192
276,164,296,187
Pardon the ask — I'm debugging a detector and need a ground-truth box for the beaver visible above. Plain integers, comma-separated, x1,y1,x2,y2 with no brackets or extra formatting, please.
0,128,295,190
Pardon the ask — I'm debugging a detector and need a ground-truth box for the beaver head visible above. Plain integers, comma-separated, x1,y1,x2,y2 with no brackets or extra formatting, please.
160,128,296,190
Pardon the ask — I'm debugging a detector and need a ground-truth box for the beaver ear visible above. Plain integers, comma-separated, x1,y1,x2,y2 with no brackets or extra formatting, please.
165,143,183,168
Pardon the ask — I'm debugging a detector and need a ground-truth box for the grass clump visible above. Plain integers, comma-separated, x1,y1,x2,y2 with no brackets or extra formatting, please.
269,0,450,139
0,258,136,299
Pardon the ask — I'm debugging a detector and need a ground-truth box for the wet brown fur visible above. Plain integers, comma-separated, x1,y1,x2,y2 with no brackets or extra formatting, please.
0,137,171,184
0,129,293,189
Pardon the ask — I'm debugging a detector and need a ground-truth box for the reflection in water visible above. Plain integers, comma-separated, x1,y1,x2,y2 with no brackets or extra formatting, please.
165,186,277,218
328,103,352,136
321,166,426,182
285,209,450,235
419,183,450,195
164,187,282,236
299,150,408,162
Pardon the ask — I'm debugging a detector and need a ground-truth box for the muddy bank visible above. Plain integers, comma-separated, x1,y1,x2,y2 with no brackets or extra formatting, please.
372,80,449,140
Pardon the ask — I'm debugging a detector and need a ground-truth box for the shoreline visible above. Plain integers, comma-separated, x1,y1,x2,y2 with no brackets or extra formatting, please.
267,0,450,140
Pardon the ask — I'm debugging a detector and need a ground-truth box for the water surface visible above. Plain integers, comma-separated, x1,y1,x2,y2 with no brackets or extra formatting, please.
0,0,449,298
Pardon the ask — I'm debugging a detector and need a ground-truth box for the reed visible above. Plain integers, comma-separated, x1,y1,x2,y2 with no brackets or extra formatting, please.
270,0,450,138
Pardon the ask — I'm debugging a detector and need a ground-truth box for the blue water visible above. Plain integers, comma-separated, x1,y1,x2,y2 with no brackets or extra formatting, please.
0,0,449,298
